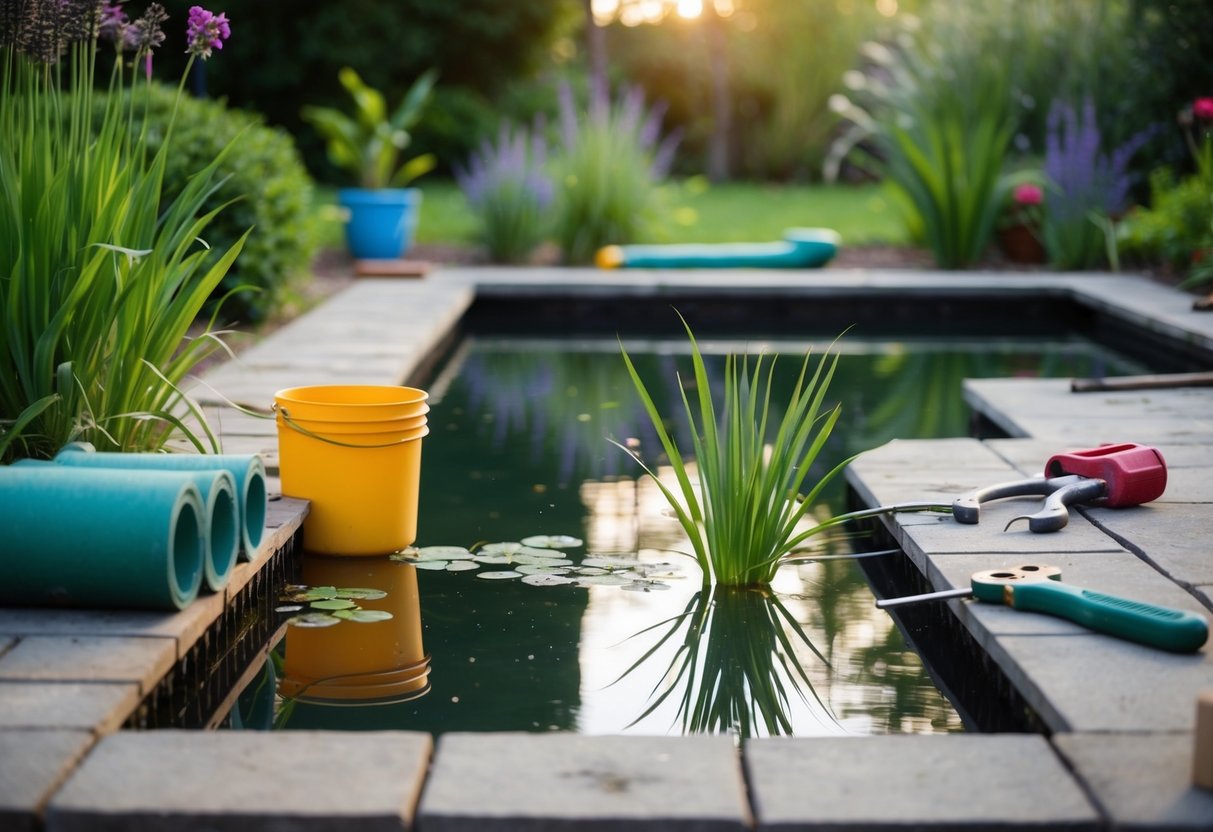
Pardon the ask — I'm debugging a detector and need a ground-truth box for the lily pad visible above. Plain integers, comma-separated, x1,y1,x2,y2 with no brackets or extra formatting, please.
477,570,523,580
473,554,513,565
289,613,341,628
516,564,571,575
581,556,638,570
275,604,304,613
513,554,573,567
521,574,577,587
574,566,608,576
290,585,339,601
516,546,568,559
334,587,387,601
521,534,583,549
479,541,523,555
333,608,395,623
576,574,633,586
310,599,357,611
622,581,672,592
413,560,450,571
388,548,420,563
417,546,474,560
446,561,479,572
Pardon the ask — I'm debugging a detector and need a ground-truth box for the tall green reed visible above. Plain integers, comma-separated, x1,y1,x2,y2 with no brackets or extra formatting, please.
619,316,855,587
0,2,245,461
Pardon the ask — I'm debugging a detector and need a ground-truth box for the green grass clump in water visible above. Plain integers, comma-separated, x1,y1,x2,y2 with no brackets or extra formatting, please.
619,315,854,587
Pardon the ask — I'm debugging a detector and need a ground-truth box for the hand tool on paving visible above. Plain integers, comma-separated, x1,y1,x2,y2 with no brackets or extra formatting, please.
876,563,1207,653
952,443,1167,533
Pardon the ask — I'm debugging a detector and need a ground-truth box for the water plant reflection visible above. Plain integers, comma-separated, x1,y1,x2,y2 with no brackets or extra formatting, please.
593,557,964,738
617,585,833,737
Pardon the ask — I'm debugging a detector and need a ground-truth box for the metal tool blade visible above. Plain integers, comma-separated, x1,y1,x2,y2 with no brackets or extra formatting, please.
875,586,973,609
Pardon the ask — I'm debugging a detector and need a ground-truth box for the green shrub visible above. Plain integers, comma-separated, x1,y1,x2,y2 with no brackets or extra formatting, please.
552,84,678,265
829,5,1017,268
106,84,320,323
1120,168,1213,274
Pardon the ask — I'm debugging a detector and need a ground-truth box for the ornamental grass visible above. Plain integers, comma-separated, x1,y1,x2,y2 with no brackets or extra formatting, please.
0,2,243,461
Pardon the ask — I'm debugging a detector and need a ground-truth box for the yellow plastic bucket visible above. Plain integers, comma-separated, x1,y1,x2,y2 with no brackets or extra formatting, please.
280,555,429,703
275,386,429,556
275,385,428,421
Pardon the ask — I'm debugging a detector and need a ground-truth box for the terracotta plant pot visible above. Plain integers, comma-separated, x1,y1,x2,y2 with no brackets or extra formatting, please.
997,223,1046,264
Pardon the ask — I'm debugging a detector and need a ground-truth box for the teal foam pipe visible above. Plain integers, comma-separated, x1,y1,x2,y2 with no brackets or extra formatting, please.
0,466,204,610
53,443,268,560
12,459,238,593
183,469,239,592
596,228,842,270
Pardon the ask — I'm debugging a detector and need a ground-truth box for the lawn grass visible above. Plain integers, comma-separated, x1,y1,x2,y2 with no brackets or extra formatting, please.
654,179,908,246
312,179,909,252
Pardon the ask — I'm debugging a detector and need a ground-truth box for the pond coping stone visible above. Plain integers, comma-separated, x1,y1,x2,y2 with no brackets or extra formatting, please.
418,732,753,831
1051,733,1213,829
44,729,432,832
745,734,1100,831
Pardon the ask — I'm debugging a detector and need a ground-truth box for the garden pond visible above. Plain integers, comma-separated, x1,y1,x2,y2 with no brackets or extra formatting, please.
223,333,1144,739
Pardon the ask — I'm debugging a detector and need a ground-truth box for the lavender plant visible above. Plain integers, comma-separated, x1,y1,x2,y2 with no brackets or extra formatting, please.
0,2,244,461
454,121,553,264
1042,97,1153,270
552,82,679,265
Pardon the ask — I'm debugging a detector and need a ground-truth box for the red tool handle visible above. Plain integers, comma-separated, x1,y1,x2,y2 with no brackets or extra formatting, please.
1044,443,1167,507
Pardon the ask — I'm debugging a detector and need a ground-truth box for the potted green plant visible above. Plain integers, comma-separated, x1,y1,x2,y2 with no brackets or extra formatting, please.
302,67,438,259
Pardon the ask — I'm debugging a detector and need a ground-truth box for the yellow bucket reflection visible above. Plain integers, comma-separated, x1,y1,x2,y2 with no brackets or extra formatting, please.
279,554,430,704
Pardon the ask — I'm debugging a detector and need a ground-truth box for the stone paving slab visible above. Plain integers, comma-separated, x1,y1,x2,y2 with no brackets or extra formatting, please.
0,682,138,733
1083,503,1213,593
45,730,432,832
0,728,95,832
418,732,752,831
991,634,1211,733
0,572,218,662
0,635,175,695
887,504,1128,559
1052,733,1213,829
965,379,1213,445
745,734,1098,830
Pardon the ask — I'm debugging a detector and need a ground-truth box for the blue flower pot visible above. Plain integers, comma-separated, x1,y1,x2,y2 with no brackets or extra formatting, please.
339,188,422,260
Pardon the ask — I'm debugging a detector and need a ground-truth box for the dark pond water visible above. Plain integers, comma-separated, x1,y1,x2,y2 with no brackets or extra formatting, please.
227,334,1143,738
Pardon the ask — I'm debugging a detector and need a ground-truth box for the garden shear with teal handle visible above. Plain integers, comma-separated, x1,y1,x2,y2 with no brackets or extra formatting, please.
952,443,1168,533
877,563,1208,653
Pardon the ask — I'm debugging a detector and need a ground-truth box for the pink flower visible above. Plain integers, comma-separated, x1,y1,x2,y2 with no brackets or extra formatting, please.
186,6,231,60
1013,183,1044,206
1193,97,1213,121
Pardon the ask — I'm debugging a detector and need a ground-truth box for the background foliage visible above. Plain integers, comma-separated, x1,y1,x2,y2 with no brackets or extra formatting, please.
152,0,581,176
105,84,321,324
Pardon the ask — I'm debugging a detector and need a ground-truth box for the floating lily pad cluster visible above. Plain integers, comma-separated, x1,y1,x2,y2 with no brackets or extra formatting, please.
390,534,682,592
276,585,394,628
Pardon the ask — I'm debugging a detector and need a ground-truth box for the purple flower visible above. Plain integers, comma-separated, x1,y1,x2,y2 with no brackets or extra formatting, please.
130,2,166,78
185,4,229,60
98,1,136,51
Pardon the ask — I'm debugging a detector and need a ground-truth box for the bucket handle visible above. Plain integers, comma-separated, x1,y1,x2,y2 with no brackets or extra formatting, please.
274,405,425,449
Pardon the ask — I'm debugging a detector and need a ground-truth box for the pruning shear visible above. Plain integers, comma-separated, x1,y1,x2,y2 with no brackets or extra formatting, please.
951,443,1167,532
876,563,1208,653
